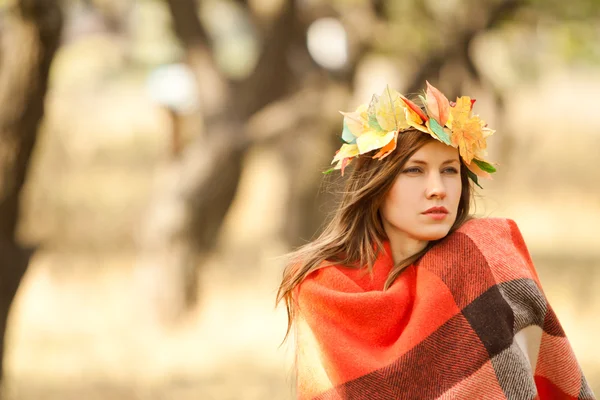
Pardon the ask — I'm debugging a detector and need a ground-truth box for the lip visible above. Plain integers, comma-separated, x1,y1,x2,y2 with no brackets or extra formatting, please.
422,207,449,221
422,206,448,215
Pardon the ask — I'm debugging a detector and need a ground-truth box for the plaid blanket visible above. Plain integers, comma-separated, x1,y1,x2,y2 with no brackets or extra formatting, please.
295,218,595,399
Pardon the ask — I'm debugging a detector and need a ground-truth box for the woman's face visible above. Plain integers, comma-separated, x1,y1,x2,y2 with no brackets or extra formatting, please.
380,140,462,243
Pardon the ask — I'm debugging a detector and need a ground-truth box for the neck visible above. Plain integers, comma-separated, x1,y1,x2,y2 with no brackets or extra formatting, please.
383,224,428,265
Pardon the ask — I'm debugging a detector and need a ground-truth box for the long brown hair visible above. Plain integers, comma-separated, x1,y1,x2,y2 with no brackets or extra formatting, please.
276,129,473,340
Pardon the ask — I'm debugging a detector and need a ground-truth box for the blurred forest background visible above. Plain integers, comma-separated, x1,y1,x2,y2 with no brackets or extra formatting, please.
0,0,599,399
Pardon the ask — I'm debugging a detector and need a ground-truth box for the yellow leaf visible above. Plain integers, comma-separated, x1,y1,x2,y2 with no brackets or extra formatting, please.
356,130,396,155
482,126,495,139
376,86,409,132
404,106,429,134
446,112,454,129
373,132,398,159
331,143,359,164
339,104,370,137
449,96,488,165
451,96,472,121
331,143,359,176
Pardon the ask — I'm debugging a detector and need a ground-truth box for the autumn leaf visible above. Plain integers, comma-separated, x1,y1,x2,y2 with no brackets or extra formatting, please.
341,120,357,144
332,143,359,164
376,85,409,132
339,104,370,138
403,105,429,134
373,132,398,159
426,119,452,145
368,114,384,132
472,158,496,174
367,93,379,117
446,111,454,129
454,119,486,165
331,143,359,176
339,157,352,176
466,168,484,189
449,96,488,165
356,130,396,154
400,96,428,121
467,159,492,180
425,81,450,126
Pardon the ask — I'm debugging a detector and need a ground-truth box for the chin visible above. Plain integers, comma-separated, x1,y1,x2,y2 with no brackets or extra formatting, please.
415,224,454,241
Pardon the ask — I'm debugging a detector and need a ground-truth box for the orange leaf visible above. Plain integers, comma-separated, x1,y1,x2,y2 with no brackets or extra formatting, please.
449,97,487,165
404,106,429,134
340,157,352,176
372,132,398,159
400,96,428,121
425,81,450,126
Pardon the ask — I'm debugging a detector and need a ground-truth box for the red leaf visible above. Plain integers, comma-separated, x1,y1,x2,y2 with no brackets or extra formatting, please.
340,157,350,176
400,96,428,121
425,81,450,126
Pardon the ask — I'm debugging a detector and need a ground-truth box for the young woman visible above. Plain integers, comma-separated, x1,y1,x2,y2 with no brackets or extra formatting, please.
277,83,594,399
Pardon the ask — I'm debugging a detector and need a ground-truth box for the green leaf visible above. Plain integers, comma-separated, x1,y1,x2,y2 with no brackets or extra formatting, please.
323,167,336,175
472,159,497,173
428,119,451,145
467,169,483,189
341,120,357,144
368,114,384,132
369,114,383,132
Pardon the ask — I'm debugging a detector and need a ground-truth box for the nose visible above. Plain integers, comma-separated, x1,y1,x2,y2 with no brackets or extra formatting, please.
425,171,446,199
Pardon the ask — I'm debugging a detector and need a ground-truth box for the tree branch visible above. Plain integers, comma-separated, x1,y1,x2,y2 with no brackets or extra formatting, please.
407,0,524,95
165,0,210,49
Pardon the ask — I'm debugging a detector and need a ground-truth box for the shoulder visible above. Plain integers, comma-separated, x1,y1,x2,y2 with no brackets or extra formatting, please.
452,217,531,258
425,217,541,284
455,217,520,240
451,217,532,258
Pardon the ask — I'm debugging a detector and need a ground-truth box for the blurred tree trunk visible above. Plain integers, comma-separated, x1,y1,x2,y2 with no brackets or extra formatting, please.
0,0,62,386
135,0,305,324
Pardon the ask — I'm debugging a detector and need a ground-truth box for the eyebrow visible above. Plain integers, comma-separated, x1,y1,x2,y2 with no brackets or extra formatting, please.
409,159,460,165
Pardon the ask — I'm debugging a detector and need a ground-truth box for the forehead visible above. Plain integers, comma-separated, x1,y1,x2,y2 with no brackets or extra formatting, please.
408,140,459,161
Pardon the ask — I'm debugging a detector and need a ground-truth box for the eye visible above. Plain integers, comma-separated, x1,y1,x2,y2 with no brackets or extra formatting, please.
442,167,459,174
402,167,422,174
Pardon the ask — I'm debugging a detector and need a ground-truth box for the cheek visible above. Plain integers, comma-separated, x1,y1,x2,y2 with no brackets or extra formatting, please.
447,178,462,211
450,178,463,207
382,182,415,218
384,183,401,212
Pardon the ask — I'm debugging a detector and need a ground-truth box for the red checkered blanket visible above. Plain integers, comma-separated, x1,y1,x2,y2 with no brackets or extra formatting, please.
294,218,594,399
